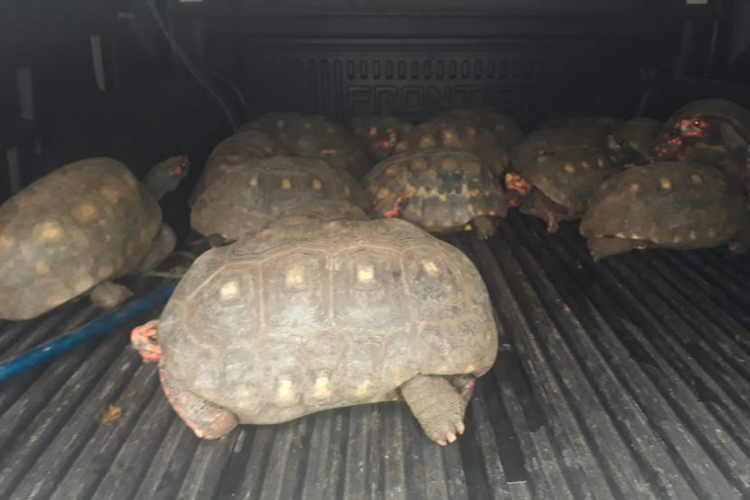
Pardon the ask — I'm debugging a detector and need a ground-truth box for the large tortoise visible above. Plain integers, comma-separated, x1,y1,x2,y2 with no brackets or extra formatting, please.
504,121,622,232
0,156,189,320
366,149,508,238
652,98,750,186
245,112,371,180
580,161,750,260
191,156,369,243
436,108,524,148
350,115,414,160
392,117,510,175
189,130,288,206
130,217,499,445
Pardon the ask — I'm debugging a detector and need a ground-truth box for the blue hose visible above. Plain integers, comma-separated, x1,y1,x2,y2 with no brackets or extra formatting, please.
0,284,176,383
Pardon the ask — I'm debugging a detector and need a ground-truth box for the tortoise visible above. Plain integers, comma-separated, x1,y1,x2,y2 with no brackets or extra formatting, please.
0,156,189,320
350,115,414,160
504,122,622,232
189,130,288,207
366,149,507,238
436,108,524,148
245,112,371,180
392,117,510,175
130,217,499,445
580,161,750,260
652,99,750,186
607,118,662,167
190,156,370,243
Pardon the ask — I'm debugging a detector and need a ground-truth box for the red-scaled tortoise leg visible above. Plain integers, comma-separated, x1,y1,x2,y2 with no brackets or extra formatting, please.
159,368,238,439
130,320,162,363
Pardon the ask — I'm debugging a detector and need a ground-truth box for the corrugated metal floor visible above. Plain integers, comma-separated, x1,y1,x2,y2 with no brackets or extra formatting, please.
1,213,750,500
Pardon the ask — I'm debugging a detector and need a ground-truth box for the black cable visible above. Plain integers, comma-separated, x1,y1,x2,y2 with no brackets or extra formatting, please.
145,0,239,132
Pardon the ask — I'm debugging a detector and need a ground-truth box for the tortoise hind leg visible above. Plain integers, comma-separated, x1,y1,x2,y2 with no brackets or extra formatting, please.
89,281,133,309
159,368,238,440
401,374,471,446
134,223,177,273
587,237,639,261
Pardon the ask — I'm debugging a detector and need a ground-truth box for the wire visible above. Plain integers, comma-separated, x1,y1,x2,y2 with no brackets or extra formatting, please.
145,0,239,132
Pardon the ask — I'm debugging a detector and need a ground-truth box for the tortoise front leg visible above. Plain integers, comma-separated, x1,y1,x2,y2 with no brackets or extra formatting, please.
587,237,639,261
159,368,238,440
401,374,471,446
89,281,133,309
527,191,562,233
471,216,497,240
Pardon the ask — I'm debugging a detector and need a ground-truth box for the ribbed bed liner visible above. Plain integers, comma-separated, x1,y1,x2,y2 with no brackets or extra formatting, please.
1,213,750,500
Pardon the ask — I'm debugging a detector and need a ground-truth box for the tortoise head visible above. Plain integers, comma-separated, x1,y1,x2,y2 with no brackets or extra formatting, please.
677,116,712,138
503,172,533,207
370,127,400,159
144,155,191,200
384,192,412,218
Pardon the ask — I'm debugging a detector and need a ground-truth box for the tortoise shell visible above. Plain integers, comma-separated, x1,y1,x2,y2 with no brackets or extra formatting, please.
189,130,288,206
393,118,509,175
436,108,524,148
191,156,370,240
157,217,498,425
265,200,369,230
245,112,371,180
608,118,662,167
0,158,161,320
580,161,749,250
509,126,621,218
366,149,507,234
350,116,414,160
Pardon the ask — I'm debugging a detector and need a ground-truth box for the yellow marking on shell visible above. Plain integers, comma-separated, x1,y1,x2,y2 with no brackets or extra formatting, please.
313,376,332,398
422,260,439,276
689,231,697,241
74,277,95,294
285,267,305,287
672,236,681,243
249,175,258,186
304,122,313,129
465,364,476,372
691,174,703,185
281,178,291,190
461,184,480,198
465,126,477,136
464,223,473,231
326,126,335,134
659,177,672,190
411,159,428,171
100,186,121,203
312,179,323,190
0,235,15,251
629,183,640,194
344,186,351,196
219,280,240,300
376,188,390,200
368,126,378,137
105,234,113,242
581,160,591,170
536,155,549,164
708,228,717,238
35,262,51,276
263,147,274,154
442,157,458,171
596,157,605,168
416,186,428,198
385,165,399,176
438,193,448,202
37,221,64,241
616,232,627,238
72,202,98,222
355,380,371,397
357,264,375,283
564,163,576,174
418,135,437,148
276,119,286,129
275,379,295,404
